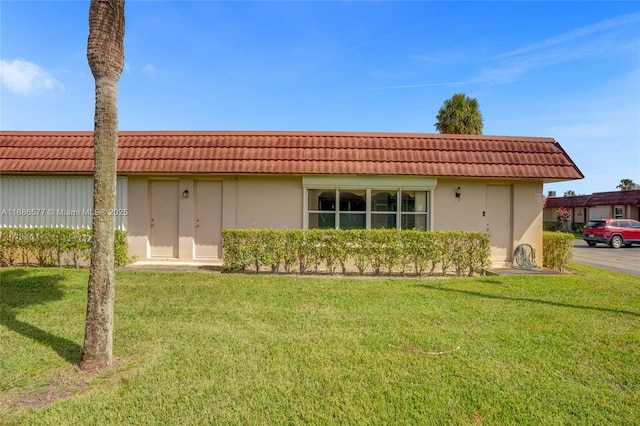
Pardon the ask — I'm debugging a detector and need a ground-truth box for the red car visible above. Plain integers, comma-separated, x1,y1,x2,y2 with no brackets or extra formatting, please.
583,219,640,248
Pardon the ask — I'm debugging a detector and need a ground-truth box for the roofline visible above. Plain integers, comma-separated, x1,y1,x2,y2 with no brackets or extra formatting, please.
0,171,582,182
0,129,558,142
1,130,584,181
551,140,585,180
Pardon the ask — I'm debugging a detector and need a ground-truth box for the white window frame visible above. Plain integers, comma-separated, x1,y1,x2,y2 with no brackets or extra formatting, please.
303,176,437,231
614,206,624,218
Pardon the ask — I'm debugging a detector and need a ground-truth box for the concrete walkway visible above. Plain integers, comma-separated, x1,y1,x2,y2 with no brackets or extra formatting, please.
486,267,565,276
122,260,223,273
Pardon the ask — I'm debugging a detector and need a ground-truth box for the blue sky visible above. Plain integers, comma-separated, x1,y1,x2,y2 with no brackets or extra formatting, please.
1,1,639,196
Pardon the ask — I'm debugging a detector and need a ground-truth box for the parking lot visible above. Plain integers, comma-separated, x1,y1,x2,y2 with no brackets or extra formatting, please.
572,239,640,277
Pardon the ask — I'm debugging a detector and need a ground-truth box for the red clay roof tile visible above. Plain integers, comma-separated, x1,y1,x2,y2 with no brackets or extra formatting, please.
0,130,583,180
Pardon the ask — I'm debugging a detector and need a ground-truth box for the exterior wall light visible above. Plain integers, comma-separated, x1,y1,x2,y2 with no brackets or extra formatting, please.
182,189,190,198
455,187,461,199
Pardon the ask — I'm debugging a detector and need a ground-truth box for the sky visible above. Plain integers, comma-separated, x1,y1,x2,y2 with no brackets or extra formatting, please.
1,1,639,196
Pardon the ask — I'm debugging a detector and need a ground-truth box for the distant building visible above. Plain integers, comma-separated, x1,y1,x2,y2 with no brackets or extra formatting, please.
543,189,640,230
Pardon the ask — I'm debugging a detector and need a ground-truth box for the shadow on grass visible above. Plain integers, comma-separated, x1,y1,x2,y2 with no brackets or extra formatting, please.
0,268,82,364
417,281,640,318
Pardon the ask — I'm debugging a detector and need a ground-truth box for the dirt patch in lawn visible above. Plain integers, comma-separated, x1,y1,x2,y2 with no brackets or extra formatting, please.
1,357,129,409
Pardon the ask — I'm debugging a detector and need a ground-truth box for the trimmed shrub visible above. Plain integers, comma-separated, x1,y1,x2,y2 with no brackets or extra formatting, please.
0,227,130,268
222,228,491,277
543,221,562,232
571,222,585,233
542,231,574,271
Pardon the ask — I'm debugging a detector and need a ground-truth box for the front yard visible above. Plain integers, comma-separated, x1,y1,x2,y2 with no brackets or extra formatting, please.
1,266,638,424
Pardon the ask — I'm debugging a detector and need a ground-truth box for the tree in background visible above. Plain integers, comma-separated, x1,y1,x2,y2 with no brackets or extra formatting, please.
564,190,576,197
434,93,483,135
616,179,637,191
80,0,125,371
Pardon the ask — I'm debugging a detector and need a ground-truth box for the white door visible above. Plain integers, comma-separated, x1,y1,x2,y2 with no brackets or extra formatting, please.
150,180,179,258
486,185,512,264
195,180,222,259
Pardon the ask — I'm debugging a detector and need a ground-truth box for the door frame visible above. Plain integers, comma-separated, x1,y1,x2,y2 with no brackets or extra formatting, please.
194,179,223,259
148,179,180,258
486,184,514,265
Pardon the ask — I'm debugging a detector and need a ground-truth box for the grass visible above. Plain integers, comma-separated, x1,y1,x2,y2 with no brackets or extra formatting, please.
1,266,639,425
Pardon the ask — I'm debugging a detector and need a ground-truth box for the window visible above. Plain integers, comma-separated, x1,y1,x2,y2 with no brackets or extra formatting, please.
307,189,335,229
338,190,366,229
304,176,436,231
401,191,428,231
371,190,397,229
614,207,624,218
307,188,430,230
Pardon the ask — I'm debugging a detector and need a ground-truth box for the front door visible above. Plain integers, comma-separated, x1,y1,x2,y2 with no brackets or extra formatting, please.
486,185,512,264
150,180,179,258
194,180,222,259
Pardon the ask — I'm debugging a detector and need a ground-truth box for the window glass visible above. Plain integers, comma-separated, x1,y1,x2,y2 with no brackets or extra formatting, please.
340,213,366,229
339,190,366,212
309,212,336,229
402,214,427,230
586,221,606,228
401,191,427,212
306,187,430,231
371,191,397,211
371,213,396,229
308,189,335,211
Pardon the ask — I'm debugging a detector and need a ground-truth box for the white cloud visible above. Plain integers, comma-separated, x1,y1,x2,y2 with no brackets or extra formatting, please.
142,64,155,77
494,12,640,59
412,50,467,65
471,62,532,86
0,58,64,95
470,14,640,88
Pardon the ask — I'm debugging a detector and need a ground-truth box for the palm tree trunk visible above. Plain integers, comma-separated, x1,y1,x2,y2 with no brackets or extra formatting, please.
80,0,125,371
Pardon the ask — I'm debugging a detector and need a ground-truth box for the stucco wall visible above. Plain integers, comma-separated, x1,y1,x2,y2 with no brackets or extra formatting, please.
433,180,487,231
513,181,544,263
126,175,303,261
433,179,543,266
235,176,303,229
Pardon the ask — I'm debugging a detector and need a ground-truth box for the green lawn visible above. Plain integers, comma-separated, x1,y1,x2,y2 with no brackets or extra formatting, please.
1,266,639,425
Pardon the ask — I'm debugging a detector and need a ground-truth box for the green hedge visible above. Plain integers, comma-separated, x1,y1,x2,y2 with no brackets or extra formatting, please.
222,229,491,277
571,222,585,233
543,221,562,232
542,231,574,271
0,227,130,268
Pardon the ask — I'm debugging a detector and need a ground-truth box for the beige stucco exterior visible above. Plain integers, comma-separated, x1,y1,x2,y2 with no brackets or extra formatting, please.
127,175,303,261
434,179,543,266
125,174,544,267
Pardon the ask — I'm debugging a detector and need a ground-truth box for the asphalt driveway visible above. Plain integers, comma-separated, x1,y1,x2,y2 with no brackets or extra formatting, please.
572,238,640,277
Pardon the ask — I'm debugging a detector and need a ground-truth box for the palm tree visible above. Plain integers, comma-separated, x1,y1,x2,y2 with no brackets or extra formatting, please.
564,190,576,197
80,0,125,371
434,93,483,135
616,178,637,191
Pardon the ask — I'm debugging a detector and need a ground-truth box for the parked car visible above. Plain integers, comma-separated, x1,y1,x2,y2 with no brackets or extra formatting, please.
583,219,640,248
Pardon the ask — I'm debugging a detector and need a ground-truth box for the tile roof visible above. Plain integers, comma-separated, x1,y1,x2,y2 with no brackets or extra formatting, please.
0,130,583,180
544,190,640,208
